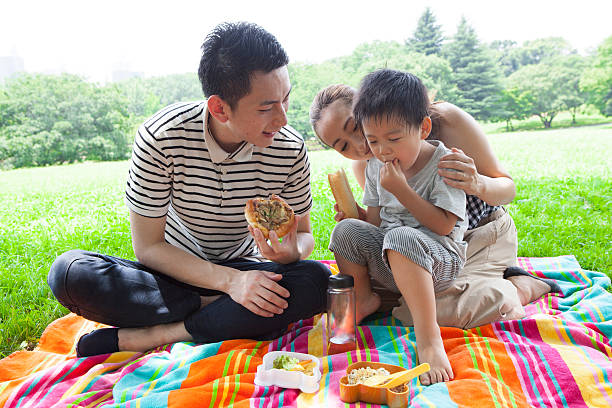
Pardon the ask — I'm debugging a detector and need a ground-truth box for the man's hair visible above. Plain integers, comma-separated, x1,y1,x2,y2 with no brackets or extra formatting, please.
353,69,430,129
198,22,289,108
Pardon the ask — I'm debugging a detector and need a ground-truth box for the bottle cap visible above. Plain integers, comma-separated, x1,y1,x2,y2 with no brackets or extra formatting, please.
328,274,354,289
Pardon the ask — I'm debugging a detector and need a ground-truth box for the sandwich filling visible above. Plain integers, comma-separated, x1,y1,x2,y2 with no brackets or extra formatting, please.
254,199,291,231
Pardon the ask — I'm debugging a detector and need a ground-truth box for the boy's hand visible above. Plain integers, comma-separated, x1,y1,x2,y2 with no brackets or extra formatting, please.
333,203,367,223
380,159,410,196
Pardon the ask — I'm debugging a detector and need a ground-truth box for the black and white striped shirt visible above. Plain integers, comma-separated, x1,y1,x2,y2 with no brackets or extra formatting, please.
125,101,312,263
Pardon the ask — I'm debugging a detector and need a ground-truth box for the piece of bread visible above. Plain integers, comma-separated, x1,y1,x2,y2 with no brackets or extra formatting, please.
328,168,359,219
245,194,296,239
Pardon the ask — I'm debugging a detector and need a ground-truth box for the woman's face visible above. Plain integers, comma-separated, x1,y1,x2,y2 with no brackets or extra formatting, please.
315,99,373,160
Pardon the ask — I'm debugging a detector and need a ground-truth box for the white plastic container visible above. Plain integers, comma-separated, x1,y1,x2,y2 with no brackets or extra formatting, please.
254,351,322,393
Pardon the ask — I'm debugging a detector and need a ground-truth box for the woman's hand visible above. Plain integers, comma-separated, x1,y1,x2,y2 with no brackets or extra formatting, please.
333,203,367,223
438,147,484,197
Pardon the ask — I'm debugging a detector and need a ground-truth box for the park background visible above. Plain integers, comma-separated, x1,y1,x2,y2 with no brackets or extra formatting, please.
0,4,610,358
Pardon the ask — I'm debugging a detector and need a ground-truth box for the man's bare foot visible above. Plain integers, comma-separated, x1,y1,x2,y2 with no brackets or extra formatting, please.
507,275,551,305
356,292,381,324
416,335,454,385
118,322,192,352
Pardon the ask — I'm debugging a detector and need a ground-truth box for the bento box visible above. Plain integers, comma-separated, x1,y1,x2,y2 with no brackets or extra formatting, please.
254,351,321,393
339,361,419,408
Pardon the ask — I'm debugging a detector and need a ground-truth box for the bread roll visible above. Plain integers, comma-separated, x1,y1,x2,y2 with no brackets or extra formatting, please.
328,168,359,219
245,194,296,239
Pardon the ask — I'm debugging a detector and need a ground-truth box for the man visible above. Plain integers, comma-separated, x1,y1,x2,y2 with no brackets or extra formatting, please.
47,22,329,357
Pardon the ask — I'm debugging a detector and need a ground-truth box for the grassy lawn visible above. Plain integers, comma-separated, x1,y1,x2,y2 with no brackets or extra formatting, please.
1,124,610,358
480,111,611,133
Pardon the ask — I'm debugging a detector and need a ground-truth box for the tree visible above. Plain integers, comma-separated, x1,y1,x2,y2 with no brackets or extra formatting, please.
491,88,534,131
489,37,575,77
515,37,575,66
0,73,132,168
580,35,612,116
443,17,503,120
287,60,348,140
507,55,586,128
558,55,588,124
489,40,520,76
407,7,444,55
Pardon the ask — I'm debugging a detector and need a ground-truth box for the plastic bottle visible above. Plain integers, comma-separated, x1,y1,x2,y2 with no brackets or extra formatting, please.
326,274,357,354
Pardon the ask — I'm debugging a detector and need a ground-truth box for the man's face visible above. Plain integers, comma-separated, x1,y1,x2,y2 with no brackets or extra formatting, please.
225,66,291,148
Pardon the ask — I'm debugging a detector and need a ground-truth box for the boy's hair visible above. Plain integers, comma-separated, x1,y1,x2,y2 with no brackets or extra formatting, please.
198,22,289,109
353,69,430,129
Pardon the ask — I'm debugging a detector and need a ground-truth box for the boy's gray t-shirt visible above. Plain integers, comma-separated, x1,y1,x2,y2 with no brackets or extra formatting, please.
363,140,468,261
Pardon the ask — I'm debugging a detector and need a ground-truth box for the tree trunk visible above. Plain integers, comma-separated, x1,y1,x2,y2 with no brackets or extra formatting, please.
539,112,556,128
537,114,547,128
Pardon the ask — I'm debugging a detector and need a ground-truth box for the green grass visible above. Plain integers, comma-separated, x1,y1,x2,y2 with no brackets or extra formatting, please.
1,124,611,358
480,111,611,133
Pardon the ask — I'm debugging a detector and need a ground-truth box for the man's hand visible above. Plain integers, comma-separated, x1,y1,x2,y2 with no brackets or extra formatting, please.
227,269,290,317
249,214,301,264
380,159,410,197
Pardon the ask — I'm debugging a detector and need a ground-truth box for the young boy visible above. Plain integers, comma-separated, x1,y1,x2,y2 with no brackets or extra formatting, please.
329,69,467,385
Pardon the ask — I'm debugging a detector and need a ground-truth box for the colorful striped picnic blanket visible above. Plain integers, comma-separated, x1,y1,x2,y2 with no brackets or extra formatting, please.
1,255,611,407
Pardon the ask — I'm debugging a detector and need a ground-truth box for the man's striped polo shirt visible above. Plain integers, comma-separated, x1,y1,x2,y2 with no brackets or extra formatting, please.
125,101,312,263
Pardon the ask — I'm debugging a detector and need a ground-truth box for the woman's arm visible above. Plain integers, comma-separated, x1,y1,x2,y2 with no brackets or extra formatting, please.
434,102,516,206
351,159,368,190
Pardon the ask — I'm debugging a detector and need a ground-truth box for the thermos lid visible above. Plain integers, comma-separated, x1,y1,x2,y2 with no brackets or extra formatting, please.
328,274,354,289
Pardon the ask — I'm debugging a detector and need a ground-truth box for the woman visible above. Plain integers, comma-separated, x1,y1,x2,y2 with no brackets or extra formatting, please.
310,84,558,328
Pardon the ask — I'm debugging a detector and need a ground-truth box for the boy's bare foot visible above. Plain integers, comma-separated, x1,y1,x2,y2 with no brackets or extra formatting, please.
416,335,454,385
356,292,381,324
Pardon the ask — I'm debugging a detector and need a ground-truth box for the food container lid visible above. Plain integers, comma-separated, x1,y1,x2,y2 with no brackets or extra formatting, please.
328,274,354,289
254,351,321,393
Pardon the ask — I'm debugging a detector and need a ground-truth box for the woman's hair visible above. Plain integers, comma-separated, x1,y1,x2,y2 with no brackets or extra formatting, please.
309,84,356,138
353,69,430,130
198,22,288,109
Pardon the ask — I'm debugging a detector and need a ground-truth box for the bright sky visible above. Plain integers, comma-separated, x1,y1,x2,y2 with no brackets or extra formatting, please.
2,0,611,83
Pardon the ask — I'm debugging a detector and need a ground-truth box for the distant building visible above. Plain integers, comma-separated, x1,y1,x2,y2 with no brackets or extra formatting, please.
111,69,143,82
0,55,25,82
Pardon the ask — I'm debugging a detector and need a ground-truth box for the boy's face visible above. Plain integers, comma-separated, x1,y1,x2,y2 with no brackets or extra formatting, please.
362,116,428,172
225,66,291,148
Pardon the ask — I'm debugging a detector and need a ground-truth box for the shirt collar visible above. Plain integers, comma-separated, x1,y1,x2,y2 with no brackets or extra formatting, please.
202,103,254,164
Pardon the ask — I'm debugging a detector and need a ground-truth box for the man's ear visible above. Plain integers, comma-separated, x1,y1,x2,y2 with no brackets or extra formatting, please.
420,116,432,140
207,95,231,123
